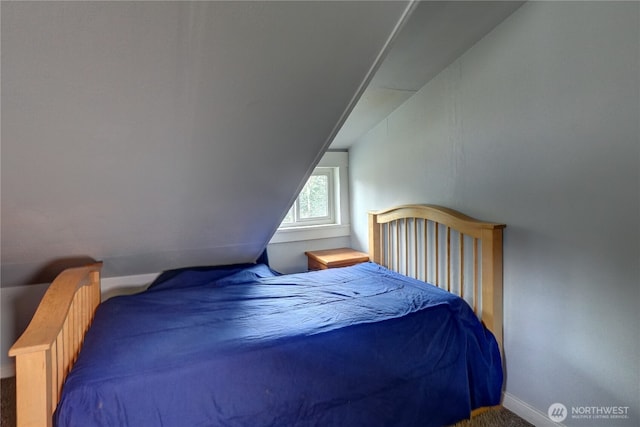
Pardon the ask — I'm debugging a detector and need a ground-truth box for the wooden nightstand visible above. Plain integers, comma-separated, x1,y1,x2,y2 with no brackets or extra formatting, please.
304,248,369,271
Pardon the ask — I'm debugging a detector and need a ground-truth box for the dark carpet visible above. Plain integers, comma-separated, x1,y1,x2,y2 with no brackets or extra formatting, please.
1,377,16,427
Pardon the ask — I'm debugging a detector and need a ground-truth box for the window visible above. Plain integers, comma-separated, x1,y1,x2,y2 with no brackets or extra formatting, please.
270,151,350,244
280,167,336,228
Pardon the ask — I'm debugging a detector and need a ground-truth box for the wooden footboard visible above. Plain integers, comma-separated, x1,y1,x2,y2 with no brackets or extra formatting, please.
8,262,103,427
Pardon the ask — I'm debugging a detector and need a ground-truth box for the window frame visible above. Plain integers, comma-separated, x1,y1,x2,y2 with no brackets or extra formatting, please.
270,151,350,244
279,167,336,228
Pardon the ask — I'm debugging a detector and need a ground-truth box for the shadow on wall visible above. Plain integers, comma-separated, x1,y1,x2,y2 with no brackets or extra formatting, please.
24,256,99,285
101,284,150,302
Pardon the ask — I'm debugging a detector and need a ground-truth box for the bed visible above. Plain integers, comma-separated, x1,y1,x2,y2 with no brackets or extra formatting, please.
9,204,505,427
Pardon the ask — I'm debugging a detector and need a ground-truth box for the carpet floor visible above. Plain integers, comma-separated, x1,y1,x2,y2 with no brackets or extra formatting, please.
1,376,531,427
1,377,15,427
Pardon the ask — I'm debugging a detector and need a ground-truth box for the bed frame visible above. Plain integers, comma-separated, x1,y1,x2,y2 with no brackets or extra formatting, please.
9,204,505,427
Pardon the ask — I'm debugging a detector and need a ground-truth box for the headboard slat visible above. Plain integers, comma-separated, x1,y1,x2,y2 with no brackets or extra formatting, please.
459,232,465,300
446,226,451,292
434,222,440,287
473,238,479,312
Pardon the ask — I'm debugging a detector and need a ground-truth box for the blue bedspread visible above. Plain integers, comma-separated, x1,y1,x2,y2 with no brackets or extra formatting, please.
54,262,502,427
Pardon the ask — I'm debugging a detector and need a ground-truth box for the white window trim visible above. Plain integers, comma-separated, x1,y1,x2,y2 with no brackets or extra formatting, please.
271,151,350,244
279,168,336,228
269,223,350,244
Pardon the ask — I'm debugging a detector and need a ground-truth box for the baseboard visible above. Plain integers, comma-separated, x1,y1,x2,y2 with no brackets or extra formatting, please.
100,272,159,301
503,391,566,427
1,364,16,379
101,273,159,289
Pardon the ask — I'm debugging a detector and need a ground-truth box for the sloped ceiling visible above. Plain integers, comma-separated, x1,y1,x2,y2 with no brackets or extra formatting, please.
332,1,524,148
1,1,414,286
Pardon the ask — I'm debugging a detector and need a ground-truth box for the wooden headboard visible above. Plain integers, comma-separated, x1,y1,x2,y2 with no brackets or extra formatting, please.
368,204,505,349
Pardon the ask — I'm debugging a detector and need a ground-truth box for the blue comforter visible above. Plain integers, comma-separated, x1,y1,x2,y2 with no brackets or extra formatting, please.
54,262,502,427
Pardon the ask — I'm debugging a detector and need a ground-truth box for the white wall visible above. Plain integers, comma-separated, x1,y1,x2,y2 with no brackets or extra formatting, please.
350,2,639,425
1,284,48,377
267,236,352,274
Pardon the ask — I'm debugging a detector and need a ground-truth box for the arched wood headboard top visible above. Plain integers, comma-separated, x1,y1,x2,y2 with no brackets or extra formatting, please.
370,204,505,237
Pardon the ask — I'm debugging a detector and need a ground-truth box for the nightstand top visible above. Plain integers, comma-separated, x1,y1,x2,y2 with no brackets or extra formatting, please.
304,248,369,268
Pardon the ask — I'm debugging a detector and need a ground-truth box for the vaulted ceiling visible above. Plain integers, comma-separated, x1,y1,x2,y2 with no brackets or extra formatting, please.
1,1,522,287
1,1,414,286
